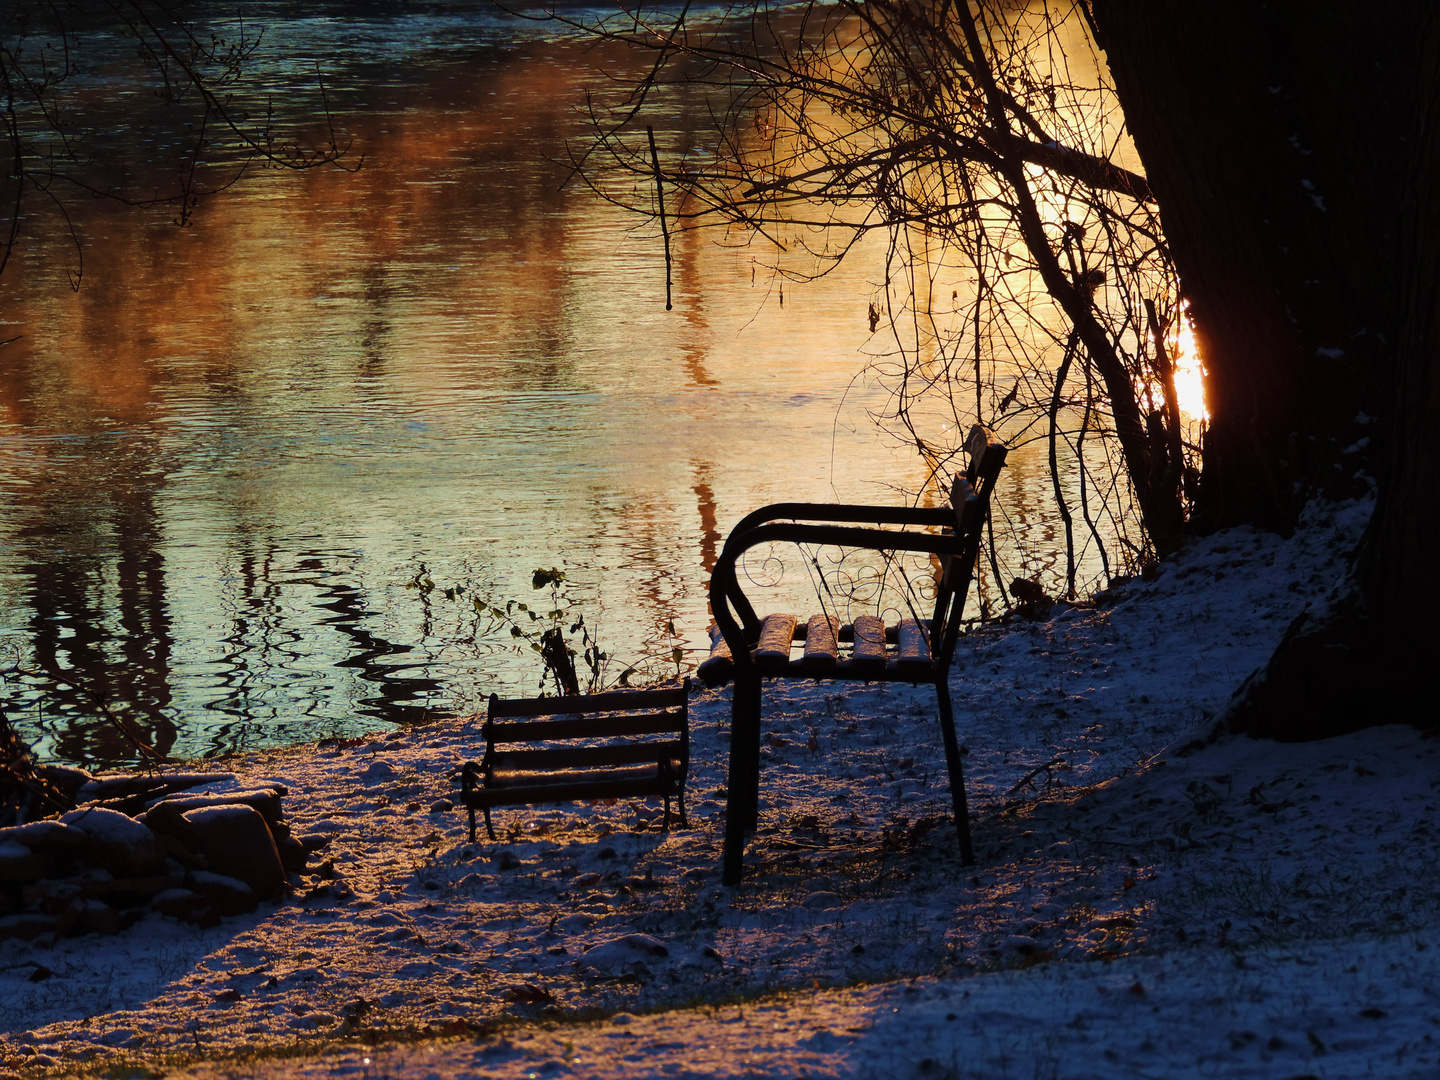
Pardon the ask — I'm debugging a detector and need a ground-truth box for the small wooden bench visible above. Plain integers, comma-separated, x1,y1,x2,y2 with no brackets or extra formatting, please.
458,681,691,842
707,426,1007,883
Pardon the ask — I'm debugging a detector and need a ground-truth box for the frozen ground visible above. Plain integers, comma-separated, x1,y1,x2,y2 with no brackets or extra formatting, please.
4,493,1438,1079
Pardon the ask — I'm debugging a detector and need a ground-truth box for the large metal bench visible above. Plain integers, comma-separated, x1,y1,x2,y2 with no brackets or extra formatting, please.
703,426,1007,884
459,681,690,842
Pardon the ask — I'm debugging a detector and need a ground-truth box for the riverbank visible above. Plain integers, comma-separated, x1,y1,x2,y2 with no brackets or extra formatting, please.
5,493,1436,1079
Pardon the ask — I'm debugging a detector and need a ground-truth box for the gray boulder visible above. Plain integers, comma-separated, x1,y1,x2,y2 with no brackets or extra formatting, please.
187,870,260,917
60,807,168,878
182,805,285,899
0,841,55,883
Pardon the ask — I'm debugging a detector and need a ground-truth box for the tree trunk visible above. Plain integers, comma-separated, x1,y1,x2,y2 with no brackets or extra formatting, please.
1360,3,1440,697
1088,2,1412,532
1088,1,1439,737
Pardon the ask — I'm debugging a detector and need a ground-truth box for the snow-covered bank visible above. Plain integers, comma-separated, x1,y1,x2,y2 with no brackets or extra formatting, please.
6,494,1436,1079
170,927,1440,1079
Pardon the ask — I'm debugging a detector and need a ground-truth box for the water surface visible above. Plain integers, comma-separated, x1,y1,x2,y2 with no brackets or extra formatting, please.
0,4,1088,766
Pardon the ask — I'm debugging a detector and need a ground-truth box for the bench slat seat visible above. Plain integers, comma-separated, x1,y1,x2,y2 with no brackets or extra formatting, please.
895,618,933,670
701,614,942,686
801,614,840,673
754,614,798,672
458,681,689,841
485,711,686,743
696,625,735,686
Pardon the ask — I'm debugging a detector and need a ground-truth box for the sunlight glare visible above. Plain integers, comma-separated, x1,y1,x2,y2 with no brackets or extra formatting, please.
1171,317,1208,419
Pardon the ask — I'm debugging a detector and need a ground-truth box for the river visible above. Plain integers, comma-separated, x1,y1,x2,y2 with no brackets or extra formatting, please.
0,1,1107,767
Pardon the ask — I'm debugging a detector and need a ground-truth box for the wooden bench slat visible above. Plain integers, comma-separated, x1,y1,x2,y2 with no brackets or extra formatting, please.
485,709,686,744
801,614,840,672
493,742,685,771
754,613,797,672
696,623,735,687
487,685,688,717
465,774,683,810
836,620,930,644
851,614,887,669
895,618,934,670
489,761,679,788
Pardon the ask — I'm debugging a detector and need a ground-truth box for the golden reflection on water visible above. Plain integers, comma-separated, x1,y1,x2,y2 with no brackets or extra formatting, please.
0,30,937,764
0,15,1141,765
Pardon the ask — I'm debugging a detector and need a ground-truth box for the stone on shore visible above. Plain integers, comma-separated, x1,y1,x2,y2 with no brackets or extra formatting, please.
59,807,167,878
182,805,285,899
0,841,55,883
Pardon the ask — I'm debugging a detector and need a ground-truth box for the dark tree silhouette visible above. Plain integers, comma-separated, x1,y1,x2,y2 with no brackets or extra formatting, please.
1089,1,1439,736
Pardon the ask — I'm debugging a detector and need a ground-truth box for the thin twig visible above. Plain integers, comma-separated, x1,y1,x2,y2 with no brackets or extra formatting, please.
647,125,674,310
2,666,165,764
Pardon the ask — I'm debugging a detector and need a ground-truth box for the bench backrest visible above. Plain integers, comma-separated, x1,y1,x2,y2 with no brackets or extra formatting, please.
929,426,1008,670
481,680,690,773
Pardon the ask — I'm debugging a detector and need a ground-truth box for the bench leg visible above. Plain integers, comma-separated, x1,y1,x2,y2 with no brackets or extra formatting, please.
723,673,762,884
469,807,477,844
738,674,763,831
483,807,497,842
935,678,976,865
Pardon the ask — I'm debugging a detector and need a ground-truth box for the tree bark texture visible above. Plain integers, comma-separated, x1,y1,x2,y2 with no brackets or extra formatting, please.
1088,2,1439,736
1088,2,1416,531
1363,4,1440,677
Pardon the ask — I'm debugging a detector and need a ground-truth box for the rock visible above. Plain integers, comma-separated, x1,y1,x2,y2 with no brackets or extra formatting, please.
182,806,285,899
155,831,204,868
297,833,332,853
188,871,259,917
494,850,521,871
430,799,454,813
0,912,59,941
60,899,122,937
1008,577,1054,619
0,821,88,852
86,874,185,907
60,807,167,878
0,841,55,883
24,871,181,910
580,933,670,974
361,760,398,784
147,788,284,824
151,887,214,924
77,772,236,804
137,801,202,848
1009,577,1050,604
37,764,93,802
274,834,309,873
22,878,84,913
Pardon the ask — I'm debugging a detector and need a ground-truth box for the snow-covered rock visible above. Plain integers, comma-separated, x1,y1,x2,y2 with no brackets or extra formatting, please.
0,821,87,851
58,807,166,878
580,934,671,974
181,806,284,899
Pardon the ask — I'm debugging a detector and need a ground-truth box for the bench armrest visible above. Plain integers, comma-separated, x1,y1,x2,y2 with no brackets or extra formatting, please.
728,502,956,536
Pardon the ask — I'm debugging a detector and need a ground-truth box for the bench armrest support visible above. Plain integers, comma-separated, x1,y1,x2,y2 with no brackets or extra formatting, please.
710,520,965,672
